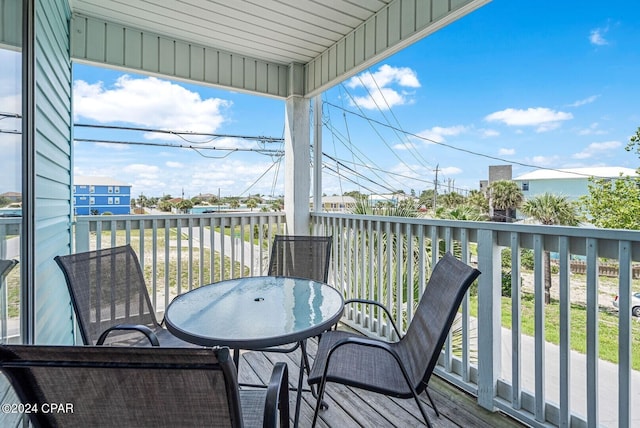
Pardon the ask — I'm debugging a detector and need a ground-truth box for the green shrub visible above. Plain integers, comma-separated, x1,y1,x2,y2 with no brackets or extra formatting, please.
501,271,513,297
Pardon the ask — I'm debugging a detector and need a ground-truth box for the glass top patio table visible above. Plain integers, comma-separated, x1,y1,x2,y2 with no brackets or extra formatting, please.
164,276,344,349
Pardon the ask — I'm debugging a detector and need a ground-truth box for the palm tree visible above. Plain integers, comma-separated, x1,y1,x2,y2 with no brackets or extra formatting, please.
467,189,489,215
435,205,487,221
521,193,579,304
246,198,258,211
488,180,524,222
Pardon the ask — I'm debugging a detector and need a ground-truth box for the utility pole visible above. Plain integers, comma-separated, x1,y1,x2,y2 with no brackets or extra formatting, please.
433,164,439,213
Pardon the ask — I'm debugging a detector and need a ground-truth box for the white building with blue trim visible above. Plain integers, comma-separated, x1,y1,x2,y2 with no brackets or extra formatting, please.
513,166,638,202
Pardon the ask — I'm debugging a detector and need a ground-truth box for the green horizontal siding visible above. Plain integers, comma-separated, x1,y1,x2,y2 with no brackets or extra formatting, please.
305,0,490,96
71,14,289,99
35,0,74,344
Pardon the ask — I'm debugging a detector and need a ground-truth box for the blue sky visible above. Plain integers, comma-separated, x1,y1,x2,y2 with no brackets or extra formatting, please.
4,0,640,200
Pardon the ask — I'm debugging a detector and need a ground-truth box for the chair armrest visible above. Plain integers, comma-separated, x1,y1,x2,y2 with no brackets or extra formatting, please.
328,334,395,356
343,299,403,339
323,335,413,389
264,362,289,428
96,324,160,346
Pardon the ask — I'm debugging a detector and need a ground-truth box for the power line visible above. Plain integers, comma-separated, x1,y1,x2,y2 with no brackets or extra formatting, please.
339,84,428,180
323,101,610,180
74,138,283,156
359,70,435,172
75,123,284,144
322,114,410,191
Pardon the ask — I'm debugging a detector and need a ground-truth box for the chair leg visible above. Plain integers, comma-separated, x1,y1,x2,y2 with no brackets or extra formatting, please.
412,390,433,428
311,378,328,427
300,341,317,398
424,387,439,417
301,341,329,409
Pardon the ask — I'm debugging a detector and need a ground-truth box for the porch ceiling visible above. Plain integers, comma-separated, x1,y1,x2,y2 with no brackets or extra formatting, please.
71,0,392,65
68,0,490,97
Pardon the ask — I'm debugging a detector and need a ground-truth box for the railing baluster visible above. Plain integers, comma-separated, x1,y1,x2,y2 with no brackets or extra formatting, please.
558,236,571,427
510,231,522,410
533,234,546,422
617,240,632,428
586,238,599,427
460,227,470,383
151,218,157,311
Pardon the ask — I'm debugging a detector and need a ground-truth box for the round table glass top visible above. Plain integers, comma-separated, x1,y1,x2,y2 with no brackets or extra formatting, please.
165,276,344,349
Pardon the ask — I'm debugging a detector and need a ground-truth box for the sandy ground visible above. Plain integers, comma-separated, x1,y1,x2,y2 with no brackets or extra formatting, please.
518,270,635,312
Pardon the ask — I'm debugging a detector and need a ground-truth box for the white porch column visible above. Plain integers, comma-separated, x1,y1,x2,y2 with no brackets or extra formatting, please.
313,95,322,215
284,63,310,234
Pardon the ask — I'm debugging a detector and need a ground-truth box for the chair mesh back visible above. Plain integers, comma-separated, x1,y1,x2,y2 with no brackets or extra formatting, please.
0,345,241,428
55,245,159,345
400,252,480,390
268,235,332,283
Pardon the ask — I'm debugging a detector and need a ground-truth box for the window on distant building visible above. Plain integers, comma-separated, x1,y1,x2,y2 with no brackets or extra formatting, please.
114,197,120,205
89,186,95,193
114,186,120,193
522,181,529,191
89,197,95,205
108,186,114,193
108,197,113,204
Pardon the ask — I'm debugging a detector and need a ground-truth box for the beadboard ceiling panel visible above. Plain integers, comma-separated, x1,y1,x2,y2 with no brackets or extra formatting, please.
67,0,490,97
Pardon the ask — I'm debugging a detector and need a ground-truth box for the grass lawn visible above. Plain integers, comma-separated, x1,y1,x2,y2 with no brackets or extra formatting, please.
471,293,640,371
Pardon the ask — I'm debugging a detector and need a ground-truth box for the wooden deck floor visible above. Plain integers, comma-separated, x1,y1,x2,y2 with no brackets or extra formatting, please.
237,338,526,428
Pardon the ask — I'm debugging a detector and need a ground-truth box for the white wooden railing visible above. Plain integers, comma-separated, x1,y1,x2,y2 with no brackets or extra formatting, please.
74,212,286,312
311,213,639,428
69,212,639,428
0,217,21,344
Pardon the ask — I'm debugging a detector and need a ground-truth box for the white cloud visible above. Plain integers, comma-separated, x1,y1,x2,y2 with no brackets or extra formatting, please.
440,166,462,175
124,164,161,179
578,122,607,136
346,64,420,110
392,142,418,150
93,142,129,150
498,148,515,156
480,129,500,138
166,161,185,168
484,107,573,132
572,140,621,159
73,75,231,136
530,155,560,166
568,95,599,107
589,28,608,46
417,125,467,142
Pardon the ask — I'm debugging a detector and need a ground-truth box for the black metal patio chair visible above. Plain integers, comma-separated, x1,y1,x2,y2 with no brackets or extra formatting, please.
55,244,196,347
0,344,289,428
265,234,333,355
307,252,480,428
267,234,333,283
0,259,18,280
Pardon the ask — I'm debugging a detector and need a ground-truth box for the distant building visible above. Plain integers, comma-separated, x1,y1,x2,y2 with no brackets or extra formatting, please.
368,193,414,206
479,165,513,194
74,176,131,215
310,195,356,212
513,167,638,202
0,192,22,202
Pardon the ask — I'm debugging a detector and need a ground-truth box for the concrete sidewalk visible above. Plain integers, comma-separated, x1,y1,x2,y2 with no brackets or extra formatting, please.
499,326,639,427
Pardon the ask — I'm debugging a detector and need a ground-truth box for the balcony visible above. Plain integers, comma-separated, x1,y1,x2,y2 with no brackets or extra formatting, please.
2,210,638,427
